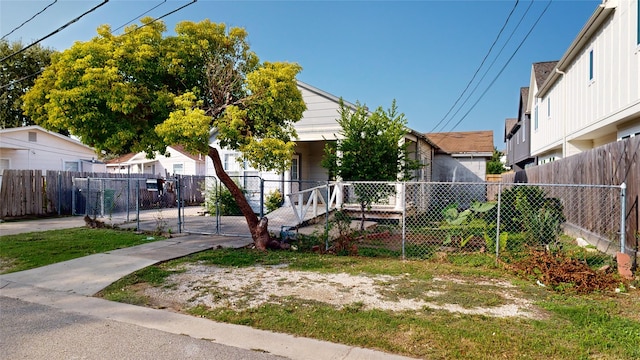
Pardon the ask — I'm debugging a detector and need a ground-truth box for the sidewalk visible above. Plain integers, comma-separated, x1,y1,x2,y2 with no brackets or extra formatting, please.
0,231,416,360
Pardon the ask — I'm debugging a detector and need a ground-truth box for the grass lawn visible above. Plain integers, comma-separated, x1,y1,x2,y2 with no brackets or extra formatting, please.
0,228,163,274
100,249,640,360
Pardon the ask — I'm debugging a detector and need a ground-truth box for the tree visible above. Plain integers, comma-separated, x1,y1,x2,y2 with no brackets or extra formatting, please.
22,18,305,250
487,147,508,174
321,100,421,229
0,40,54,128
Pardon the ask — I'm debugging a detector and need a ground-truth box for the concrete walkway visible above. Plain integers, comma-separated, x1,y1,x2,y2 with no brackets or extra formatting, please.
0,229,415,359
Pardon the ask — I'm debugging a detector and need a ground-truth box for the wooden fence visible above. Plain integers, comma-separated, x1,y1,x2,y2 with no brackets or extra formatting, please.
502,136,639,255
0,171,207,219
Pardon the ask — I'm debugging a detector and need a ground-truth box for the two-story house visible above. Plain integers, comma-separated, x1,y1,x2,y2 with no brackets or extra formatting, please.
531,0,640,162
505,87,536,170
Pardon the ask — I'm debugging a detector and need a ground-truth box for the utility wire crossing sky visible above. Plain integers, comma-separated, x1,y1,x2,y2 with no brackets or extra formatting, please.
0,0,601,148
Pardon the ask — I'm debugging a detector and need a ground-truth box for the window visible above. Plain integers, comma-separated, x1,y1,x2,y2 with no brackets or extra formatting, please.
223,154,235,171
172,163,184,175
28,132,37,142
64,161,79,171
589,49,594,81
547,98,551,117
534,104,539,130
290,158,299,181
522,117,526,142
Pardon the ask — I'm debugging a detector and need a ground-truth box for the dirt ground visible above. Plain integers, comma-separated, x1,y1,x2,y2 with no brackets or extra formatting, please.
139,263,548,319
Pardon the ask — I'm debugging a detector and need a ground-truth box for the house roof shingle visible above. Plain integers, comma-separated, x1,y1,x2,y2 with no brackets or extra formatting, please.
504,118,518,141
533,61,558,87
425,131,494,155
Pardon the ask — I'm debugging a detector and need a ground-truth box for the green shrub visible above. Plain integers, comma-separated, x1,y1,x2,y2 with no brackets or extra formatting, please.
265,189,284,213
205,184,244,216
489,186,565,234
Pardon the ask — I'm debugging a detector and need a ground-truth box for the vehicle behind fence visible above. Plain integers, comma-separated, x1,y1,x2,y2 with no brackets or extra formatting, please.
69,175,630,268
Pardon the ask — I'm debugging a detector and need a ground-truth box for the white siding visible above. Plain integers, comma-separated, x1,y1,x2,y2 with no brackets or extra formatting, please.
532,1,640,159
0,126,103,172
295,86,344,141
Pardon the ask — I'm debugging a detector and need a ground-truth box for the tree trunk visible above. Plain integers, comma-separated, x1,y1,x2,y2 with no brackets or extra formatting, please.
208,146,271,250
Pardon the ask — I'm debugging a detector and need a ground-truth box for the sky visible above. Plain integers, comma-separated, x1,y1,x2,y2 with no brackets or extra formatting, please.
0,0,602,149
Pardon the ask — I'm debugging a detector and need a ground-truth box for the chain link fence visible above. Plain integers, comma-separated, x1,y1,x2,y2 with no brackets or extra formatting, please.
72,176,629,268
332,182,624,268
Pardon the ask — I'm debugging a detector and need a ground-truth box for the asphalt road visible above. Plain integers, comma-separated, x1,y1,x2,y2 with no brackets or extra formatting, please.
0,296,288,360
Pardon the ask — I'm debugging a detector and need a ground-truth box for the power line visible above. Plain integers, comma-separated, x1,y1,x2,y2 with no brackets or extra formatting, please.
113,0,167,33
0,1,110,63
0,69,44,90
429,0,520,134
434,0,535,135
443,0,554,136
0,0,197,88
1,0,58,40
122,0,197,36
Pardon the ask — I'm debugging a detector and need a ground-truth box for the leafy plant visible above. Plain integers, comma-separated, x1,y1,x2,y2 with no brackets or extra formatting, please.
265,188,284,213
489,186,565,234
516,195,562,248
441,201,496,248
328,210,359,255
205,183,245,216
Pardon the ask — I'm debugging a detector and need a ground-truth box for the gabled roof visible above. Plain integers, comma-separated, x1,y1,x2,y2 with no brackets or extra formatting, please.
520,87,530,114
105,145,204,165
533,61,558,88
169,145,204,162
0,125,91,149
504,118,518,141
106,153,136,164
425,131,494,156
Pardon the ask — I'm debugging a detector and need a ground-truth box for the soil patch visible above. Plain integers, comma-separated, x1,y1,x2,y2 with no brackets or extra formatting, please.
141,264,547,319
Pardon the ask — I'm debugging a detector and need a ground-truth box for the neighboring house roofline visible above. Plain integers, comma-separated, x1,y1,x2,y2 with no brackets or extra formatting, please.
296,80,360,111
504,118,518,141
425,131,494,156
537,0,616,97
0,125,93,150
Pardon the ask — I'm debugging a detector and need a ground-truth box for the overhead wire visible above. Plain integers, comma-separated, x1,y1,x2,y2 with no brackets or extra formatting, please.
0,0,195,89
121,0,197,35
429,0,520,134
442,0,554,137
112,0,167,33
0,0,110,63
0,69,44,90
433,0,535,135
1,0,59,40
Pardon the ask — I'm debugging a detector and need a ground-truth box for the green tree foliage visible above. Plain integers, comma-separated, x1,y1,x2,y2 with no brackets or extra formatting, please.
487,147,508,174
22,18,306,249
0,40,54,128
321,100,421,229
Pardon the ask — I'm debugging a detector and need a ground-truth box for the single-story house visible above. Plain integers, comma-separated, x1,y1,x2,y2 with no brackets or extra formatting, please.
0,125,105,173
106,145,207,177
209,81,438,210
425,130,494,182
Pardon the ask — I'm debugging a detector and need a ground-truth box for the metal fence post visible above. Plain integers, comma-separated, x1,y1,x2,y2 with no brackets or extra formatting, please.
136,179,140,232
325,181,330,251
57,171,61,216
177,176,182,233
402,182,407,260
259,177,264,219
72,177,76,216
620,182,626,254
495,182,503,261
126,174,130,223
86,177,91,216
